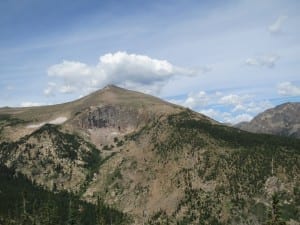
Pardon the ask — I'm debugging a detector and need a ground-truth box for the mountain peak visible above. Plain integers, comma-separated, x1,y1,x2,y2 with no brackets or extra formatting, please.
77,85,184,115
102,84,121,90
1,87,300,224
236,102,300,138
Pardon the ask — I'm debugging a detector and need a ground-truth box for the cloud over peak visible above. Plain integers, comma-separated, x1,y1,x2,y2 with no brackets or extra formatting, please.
46,52,197,95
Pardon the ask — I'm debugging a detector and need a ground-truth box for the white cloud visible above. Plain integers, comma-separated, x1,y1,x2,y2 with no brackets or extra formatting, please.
245,58,259,66
44,82,57,96
277,82,300,96
46,51,197,95
219,94,250,106
232,101,273,114
20,102,45,107
183,91,209,108
224,113,253,124
245,54,280,68
268,15,288,34
48,61,91,78
59,85,77,94
175,92,263,115
199,108,220,119
174,90,273,124
200,108,253,124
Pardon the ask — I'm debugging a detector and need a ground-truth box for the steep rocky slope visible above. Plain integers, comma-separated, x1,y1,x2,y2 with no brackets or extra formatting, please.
0,124,102,192
236,102,300,138
0,86,299,225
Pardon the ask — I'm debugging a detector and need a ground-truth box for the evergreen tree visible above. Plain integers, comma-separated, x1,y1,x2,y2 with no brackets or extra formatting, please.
67,198,80,225
265,193,286,225
96,196,105,225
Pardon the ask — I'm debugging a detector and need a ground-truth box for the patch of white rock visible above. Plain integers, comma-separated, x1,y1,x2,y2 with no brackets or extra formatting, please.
26,117,68,128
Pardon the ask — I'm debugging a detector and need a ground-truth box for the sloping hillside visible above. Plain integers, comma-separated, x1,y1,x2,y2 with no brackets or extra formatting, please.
84,110,300,224
0,86,299,225
0,164,131,225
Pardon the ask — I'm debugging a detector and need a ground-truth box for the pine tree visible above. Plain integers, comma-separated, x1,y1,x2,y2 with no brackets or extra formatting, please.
265,193,286,225
67,198,80,225
20,191,31,224
40,197,52,225
96,196,106,225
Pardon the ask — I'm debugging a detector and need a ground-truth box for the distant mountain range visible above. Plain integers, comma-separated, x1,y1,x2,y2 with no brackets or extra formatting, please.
0,85,299,224
236,102,300,139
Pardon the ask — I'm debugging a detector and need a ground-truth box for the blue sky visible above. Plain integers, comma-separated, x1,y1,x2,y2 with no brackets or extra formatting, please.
1,0,300,124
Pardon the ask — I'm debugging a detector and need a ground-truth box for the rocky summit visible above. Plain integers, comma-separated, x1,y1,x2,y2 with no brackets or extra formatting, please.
0,85,300,225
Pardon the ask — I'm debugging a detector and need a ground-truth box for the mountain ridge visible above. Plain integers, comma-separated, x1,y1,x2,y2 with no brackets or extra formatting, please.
236,102,300,139
0,86,299,224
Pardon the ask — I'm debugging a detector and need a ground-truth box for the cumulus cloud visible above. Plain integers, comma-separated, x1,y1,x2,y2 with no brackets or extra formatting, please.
199,108,253,124
245,54,280,68
173,90,272,124
199,108,220,119
46,51,197,95
183,91,209,108
60,85,77,94
232,101,273,114
219,94,250,106
44,82,57,96
20,102,45,107
48,61,91,78
224,113,253,124
268,15,288,34
277,82,300,96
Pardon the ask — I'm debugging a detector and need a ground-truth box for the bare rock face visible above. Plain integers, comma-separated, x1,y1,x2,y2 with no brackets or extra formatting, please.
236,102,300,138
73,104,154,147
81,105,142,130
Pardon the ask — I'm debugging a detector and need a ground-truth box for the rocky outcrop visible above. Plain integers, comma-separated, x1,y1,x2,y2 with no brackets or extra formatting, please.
71,104,156,147
80,105,144,130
